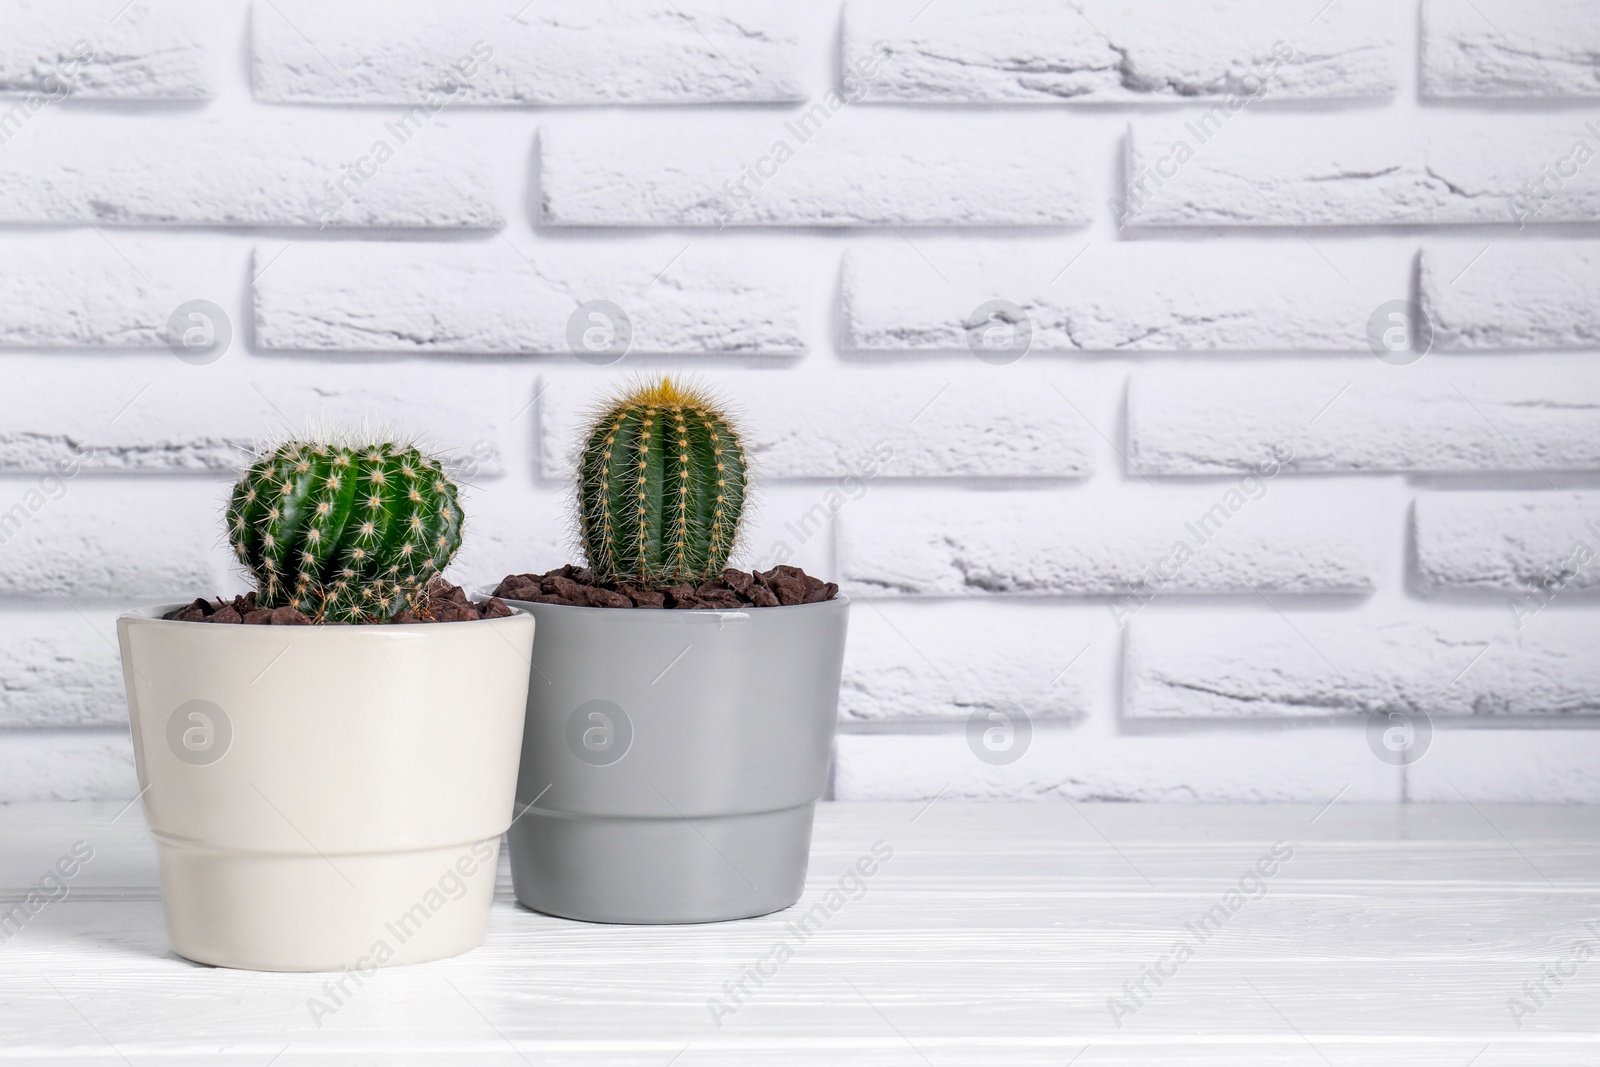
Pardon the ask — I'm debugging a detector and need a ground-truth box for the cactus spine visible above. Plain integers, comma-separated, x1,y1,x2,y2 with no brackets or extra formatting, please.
226,440,463,623
578,378,747,589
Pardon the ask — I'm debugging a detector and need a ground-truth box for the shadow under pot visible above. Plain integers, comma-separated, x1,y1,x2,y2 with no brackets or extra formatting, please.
116,606,535,971
497,595,849,924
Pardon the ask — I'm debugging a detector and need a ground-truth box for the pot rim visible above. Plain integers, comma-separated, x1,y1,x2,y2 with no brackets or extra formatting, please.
120,601,534,628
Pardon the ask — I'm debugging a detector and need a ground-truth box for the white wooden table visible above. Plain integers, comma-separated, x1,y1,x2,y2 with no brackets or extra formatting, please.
1,800,1597,1065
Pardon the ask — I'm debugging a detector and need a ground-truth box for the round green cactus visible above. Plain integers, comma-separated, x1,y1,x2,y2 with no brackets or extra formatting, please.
227,439,463,623
578,378,748,590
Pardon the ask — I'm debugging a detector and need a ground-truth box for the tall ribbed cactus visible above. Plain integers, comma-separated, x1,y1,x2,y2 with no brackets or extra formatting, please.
226,439,463,623
578,378,748,589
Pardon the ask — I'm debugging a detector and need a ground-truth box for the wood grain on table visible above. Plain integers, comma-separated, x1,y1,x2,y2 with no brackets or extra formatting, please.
1,801,1597,1065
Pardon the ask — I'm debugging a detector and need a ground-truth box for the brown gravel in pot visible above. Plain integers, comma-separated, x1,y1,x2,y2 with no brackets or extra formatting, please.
493,564,838,609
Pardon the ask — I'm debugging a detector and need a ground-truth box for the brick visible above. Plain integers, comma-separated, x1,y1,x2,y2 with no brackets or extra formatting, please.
1406,730,1600,803
540,112,1087,227
450,484,573,596
252,0,801,104
0,115,497,229
838,485,1376,598
0,479,232,599
737,486,856,579
1422,0,1600,100
1124,115,1600,227
0,0,208,100
0,610,125,728
843,242,1401,352
1127,613,1600,719
536,369,1097,480
0,234,211,348
840,602,1099,724
1414,492,1600,596
833,728,1402,803
0,730,135,802
0,355,518,475
846,0,1396,104
1128,360,1600,475
1423,243,1600,350
254,243,805,355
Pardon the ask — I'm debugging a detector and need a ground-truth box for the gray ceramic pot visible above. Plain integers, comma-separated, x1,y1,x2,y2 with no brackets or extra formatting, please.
495,595,849,924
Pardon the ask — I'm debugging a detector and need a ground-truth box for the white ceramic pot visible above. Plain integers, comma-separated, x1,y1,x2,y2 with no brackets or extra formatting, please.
117,606,534,972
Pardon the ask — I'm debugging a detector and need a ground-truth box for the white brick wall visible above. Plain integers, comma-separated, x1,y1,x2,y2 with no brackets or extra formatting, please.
0,1,211,100
847,0,1400,104
539,113,1088,227
835,728,1405,804
1423,243,1600,350
0,356,514,473
254,243,807,355
839,485,1378,597
0,114,499,228
0,234,217,348
1125,115,1600,227
2,0,1598,805
251,0,803,105
1414,491,1600,595
1128,361,1600,474
840,601,1100,725
843,242,1403,351
1421,0,1600,100
1127,613,1600,719
0,610,128,728
0,480,228,599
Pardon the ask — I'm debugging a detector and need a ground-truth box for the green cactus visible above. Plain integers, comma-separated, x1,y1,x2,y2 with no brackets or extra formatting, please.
226,439,463,623
578,378,748,590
